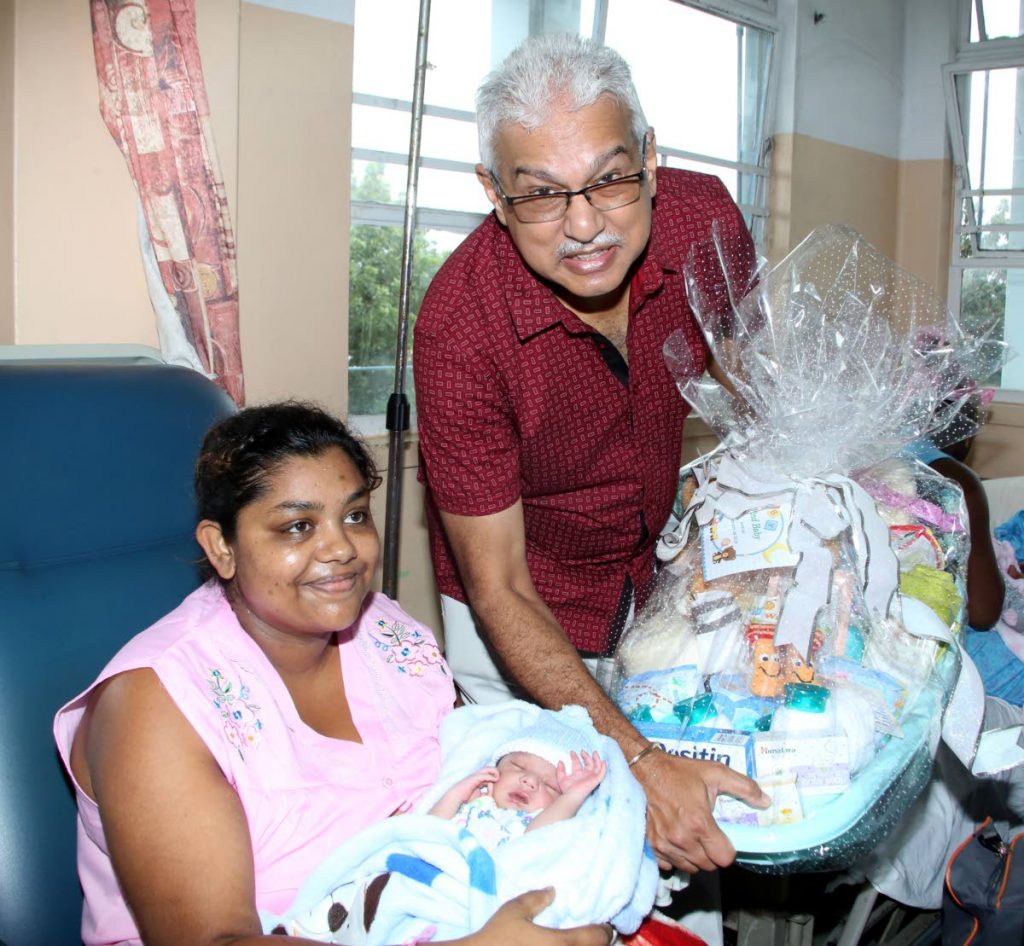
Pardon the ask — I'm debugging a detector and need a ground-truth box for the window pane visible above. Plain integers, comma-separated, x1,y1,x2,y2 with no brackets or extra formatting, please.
348,225,460,416
959,267,1024,389
604,0,771,166
960,194,1024,253
352,0,419,100
352,160,407,207
423,0,496,111
955,67,1024,193
353,104,413,161
417,166,491,214
970,0,1024,42
350,0,772,415
420,114,481,170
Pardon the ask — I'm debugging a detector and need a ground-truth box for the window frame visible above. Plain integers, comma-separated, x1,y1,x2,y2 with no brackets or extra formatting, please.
958,0,1024,52
942,11,1024,397
348,0,779,420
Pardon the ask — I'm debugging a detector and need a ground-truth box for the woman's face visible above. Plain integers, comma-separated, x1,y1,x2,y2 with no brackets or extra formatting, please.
200,447,380,643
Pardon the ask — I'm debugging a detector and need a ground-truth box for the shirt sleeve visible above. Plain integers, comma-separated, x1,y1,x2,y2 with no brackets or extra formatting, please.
413,328,522,517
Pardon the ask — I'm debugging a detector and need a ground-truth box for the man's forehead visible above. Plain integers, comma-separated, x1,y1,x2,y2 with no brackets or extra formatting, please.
492,103,636,179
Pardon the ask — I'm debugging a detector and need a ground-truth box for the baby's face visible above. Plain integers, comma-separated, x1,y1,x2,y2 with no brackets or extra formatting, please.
491,751,561,813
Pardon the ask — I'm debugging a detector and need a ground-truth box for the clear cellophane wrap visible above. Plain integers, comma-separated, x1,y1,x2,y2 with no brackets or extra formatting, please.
612,224,1009,870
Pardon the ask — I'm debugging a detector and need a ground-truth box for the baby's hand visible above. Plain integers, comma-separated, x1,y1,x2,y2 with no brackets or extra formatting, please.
556,751,607,798
457,767,500,803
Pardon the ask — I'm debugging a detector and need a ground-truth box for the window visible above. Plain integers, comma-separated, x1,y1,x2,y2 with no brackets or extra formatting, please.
348,0,776,419
944,0,1024,394
598,0,774,243
963,0,1024,44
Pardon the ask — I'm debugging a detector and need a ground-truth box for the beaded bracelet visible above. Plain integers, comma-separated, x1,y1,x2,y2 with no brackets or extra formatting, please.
627,742,660,768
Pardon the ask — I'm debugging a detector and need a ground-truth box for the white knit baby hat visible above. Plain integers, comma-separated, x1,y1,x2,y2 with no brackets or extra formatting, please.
489,705,598,769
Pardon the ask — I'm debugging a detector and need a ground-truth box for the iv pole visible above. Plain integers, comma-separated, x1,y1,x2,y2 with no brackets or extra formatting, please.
382,0,431,599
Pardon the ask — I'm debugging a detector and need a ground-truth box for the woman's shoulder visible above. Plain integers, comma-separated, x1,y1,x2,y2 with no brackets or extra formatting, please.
111,581,235,666
55,583,239,754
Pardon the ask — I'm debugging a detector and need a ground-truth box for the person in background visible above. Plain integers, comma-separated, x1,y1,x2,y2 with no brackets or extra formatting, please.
904,398,1024,704
413,31,768,943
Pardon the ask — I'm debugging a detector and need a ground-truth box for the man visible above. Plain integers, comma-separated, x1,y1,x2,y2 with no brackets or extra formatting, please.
413,31,768,901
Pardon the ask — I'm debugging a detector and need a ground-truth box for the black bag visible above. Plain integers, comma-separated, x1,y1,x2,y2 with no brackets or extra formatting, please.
943,817,1024,945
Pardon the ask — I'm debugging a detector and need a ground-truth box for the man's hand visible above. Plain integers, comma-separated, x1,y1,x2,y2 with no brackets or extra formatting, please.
632,749,769,873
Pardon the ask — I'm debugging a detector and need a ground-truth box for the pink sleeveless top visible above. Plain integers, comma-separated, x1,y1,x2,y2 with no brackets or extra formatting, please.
54,582,454,946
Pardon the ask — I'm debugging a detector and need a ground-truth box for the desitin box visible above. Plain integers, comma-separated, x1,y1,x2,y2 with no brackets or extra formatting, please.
637,723,755,776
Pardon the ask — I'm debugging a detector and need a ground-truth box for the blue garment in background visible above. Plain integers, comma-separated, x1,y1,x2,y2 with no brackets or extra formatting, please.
994,510,1024,562
964,627,1024,707
901,438,947,466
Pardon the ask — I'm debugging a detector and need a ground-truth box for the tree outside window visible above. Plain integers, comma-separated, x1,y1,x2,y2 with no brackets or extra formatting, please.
348,164,451,417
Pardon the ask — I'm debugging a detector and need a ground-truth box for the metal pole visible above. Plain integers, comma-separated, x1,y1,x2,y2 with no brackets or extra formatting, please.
382,0,431,599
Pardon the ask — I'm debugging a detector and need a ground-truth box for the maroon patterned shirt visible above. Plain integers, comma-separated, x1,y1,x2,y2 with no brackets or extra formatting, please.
413,168,754,654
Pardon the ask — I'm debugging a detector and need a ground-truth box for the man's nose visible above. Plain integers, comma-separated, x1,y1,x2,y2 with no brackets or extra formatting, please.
562,191,604,244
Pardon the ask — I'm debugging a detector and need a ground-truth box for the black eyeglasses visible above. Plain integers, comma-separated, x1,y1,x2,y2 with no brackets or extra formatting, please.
491,136,649,224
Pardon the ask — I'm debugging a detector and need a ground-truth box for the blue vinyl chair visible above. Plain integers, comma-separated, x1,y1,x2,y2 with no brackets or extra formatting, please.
0,360,235,946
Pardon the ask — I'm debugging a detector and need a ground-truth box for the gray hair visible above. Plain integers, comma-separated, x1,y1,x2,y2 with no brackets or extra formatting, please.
476,33,649,173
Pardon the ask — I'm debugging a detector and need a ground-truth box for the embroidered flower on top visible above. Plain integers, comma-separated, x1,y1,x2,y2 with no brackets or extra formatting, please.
370,618,448,676
209,667,264,759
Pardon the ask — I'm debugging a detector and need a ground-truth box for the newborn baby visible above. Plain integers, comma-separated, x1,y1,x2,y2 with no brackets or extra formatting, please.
429,747,607,850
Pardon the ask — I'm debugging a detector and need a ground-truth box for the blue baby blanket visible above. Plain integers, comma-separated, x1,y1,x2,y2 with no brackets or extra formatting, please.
262,701,657,943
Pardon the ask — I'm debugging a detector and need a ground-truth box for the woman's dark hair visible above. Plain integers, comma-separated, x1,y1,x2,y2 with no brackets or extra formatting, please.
194,402,381,578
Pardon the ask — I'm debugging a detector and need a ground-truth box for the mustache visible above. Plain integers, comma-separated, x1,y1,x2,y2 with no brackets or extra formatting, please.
557,231,624,259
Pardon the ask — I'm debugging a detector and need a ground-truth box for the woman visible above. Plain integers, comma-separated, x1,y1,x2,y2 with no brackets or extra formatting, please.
54,402,611,946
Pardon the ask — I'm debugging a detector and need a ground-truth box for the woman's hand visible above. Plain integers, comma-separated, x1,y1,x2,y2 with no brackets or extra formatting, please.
463,888,614,945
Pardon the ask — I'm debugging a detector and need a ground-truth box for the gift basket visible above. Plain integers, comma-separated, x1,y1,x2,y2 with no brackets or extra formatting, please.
612,224,1009,872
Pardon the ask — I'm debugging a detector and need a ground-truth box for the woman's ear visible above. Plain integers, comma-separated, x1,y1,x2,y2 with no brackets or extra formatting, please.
196,520,236,581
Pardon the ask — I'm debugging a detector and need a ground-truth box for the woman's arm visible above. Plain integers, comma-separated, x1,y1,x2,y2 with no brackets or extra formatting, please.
932,457,1005,630
79,667,281,946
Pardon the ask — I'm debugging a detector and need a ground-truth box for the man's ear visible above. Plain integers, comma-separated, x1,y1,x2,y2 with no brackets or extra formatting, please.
476,164,509,226
645,127,658,199
196,520,236,581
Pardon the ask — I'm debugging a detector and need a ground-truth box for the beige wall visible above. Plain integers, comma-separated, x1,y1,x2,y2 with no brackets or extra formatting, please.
0,0,13,344
971,402,1024,481
0,0,436,621
237,2,350,415
896,158,954,298
767,133,955,299
10,0,156,347
368,435,444,640
768,132,900,265
2,0,350,417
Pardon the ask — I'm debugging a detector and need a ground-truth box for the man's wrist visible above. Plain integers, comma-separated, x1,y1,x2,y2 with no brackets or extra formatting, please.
626,742,662,769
